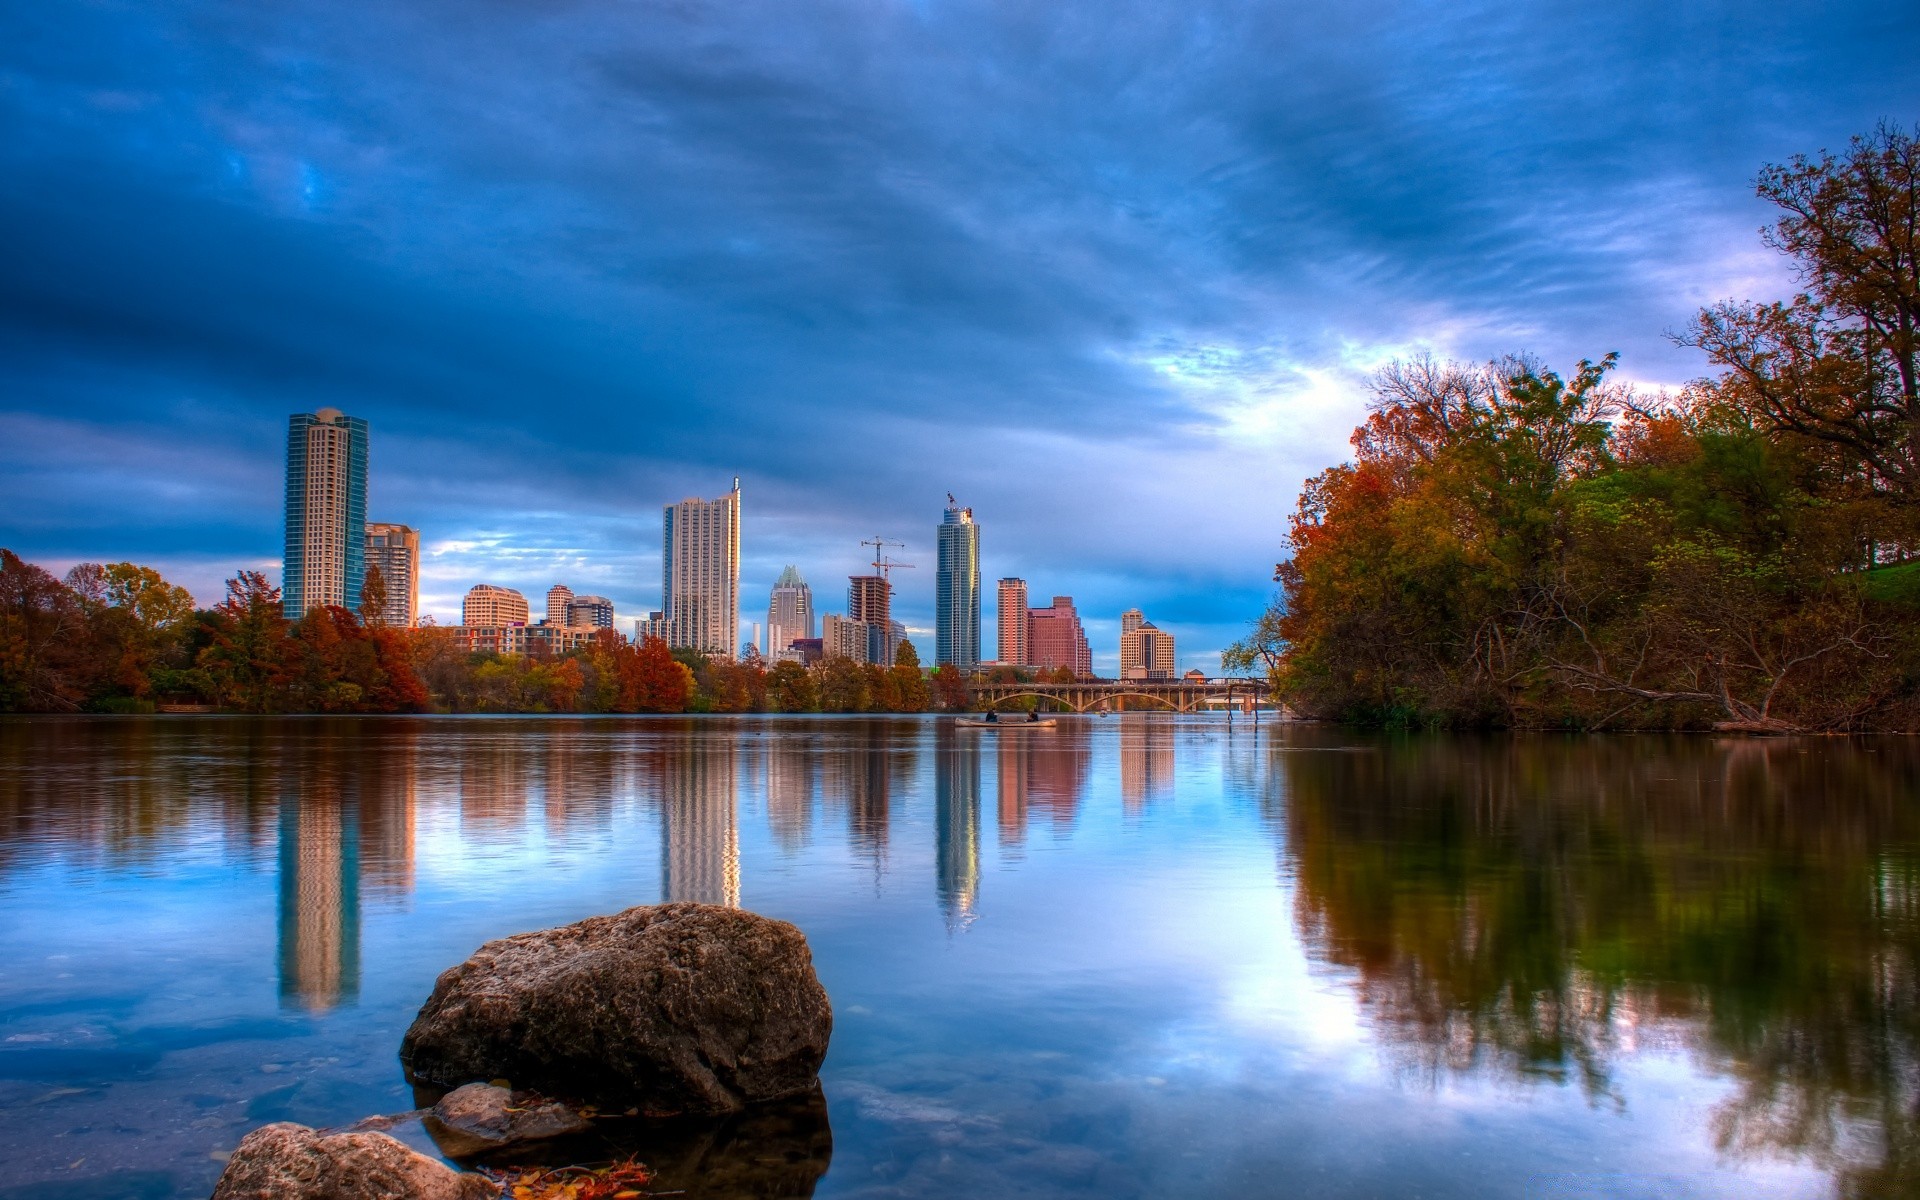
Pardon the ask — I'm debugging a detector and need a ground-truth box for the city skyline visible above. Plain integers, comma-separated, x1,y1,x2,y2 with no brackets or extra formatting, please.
13,2,1904,676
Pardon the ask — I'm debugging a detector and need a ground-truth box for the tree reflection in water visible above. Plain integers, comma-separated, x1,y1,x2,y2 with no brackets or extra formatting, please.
1275,733,1920,1196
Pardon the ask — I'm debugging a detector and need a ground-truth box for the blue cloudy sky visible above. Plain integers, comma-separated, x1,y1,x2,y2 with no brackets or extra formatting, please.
3,0,1916,671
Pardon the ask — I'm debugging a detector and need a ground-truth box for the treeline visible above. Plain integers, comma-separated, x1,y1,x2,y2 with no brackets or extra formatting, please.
0,555,975,714
1235,124,1920,732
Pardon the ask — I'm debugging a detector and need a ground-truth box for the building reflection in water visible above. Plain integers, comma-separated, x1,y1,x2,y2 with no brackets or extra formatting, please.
1118,716,1176,814
765,737,817,851
277,780,361,1011
660,742,740,907
994,721,1091,850
934,725,982,928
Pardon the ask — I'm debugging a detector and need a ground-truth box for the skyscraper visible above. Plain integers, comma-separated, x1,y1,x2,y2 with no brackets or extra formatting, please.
663,480,741,657
767,565,814,660
546,584,574,626
364,523,419,627
936,502,981,671
283,408,368,621
1028,596,1092,677
849,573,892,665
997,577,1029,667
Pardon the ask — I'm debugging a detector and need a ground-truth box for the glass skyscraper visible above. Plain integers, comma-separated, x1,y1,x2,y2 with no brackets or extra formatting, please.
663,479,742,657
284,408,368,621
936,502,981,670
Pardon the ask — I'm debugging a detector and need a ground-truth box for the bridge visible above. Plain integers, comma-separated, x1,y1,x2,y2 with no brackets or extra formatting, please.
965,678,1272,715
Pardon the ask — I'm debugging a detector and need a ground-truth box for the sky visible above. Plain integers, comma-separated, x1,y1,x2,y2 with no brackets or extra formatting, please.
3,0,1917,672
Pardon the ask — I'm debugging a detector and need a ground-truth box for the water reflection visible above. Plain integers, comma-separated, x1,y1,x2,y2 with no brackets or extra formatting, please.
7,718,1920,1198
276,788,360,1011
993,721,1091,850
935,727,981,929
660,741,741,907
1279,734,1920,1195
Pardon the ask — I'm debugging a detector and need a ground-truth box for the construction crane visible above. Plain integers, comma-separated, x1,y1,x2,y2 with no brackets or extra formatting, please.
860,536,914,582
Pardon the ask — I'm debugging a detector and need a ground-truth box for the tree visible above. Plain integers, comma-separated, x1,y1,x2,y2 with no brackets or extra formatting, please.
198,571,291,712
766,660,817,712
0,549,85,711
628,636,694,712
814,656,869,712
929,662,969,710
1681,124,1920,504
359,565,390,628
886,639,931,712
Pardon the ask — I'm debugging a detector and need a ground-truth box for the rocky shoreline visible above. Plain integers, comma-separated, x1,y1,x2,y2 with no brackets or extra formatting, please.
208,903,833,1199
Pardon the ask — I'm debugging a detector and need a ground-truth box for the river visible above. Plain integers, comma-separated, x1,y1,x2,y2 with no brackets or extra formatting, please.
1,715,1915,1198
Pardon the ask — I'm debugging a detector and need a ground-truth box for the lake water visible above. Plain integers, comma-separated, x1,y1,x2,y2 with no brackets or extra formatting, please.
2,716,1917,1199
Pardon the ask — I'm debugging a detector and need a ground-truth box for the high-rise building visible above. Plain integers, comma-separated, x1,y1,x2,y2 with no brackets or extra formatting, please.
284,408,368,621
849,573,892,665
663,480,741,657
822,613,872,663
463,584,530,628
1028,596,1092,678
936,503,981,671
767,565,814,661
997,578,1029,668
565,595,614,629
1120,614,1176,680
546,584,574,626
364,523,419,627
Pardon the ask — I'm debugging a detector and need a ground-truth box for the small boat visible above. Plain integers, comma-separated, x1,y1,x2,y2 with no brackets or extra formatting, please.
956,717,1059,729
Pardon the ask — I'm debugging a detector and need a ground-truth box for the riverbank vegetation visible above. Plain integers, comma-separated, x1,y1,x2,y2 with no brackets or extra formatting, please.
1241,124,1920,732
0,556,957,715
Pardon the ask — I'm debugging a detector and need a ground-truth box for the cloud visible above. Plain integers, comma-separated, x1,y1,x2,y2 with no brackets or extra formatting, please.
1,0,1916,654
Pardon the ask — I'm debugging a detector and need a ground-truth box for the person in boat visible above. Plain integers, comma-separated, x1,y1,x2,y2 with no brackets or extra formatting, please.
984,709,998,723
1027,708,1039,722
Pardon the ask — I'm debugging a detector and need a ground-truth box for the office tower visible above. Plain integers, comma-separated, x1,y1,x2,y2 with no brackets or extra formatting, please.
565,594,615,629
822,613,870,663
283,408,368,621
546,584,574,626
1027,596,1092,677
767,565,813,660
1120,616,1177,680
364,523,419,627
848,574,892,665
936,503,981,671
997,578,1029,667
463,584,530,628
663,479,741,657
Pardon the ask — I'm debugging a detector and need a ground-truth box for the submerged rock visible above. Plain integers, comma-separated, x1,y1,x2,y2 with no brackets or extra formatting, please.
424,1082,592,1158
400,902,833,1115
208,1122,492,1200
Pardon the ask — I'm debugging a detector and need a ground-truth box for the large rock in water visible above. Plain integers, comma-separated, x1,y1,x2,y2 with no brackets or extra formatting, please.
400,903,832,1115
209,1123,492,1200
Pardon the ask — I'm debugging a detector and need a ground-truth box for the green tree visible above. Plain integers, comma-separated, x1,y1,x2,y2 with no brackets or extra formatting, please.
887,639,931,712
814,656,869,712
766,660,817,712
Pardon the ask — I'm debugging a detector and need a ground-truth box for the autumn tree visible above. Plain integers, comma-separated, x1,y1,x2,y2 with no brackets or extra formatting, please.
1682,124,1920,508
766,660,817,712
627,636,694,713
929,662,969,710
359,565,390,628
198,571,291,712
0,549,86,711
